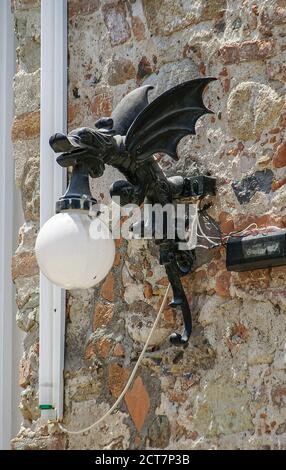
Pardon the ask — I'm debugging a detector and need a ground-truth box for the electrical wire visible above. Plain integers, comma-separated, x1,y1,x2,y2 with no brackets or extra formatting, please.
57,283,171,435
196,212,221,248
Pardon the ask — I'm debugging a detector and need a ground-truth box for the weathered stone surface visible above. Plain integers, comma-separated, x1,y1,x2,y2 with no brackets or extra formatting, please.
108,58,136,86
227,82,283,140
125,377,150,432
125,301,172,346
64,400,130,450
191,379,253,437
232,170,273,204
148,415,171,448
93,302,114,330
12,0,40,11
11,432,66,450
68,0,100,19
12,110,40,141
12,251,38,281
266,59,286,83
21,156,40,221
102,1,131,46
12,0,286,452
14,69,40,116
19,357,32,388
131,16,146,41
19,385,40,421
143,0,226,37
14,8,40,73
13,138,39,187
259,4,286,36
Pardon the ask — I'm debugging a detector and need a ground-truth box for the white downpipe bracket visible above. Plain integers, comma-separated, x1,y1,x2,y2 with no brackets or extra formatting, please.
0,0,14,450
40,0,67,421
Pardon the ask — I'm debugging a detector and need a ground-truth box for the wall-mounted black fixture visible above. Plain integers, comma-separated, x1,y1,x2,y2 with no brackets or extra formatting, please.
36,77,217,347
226,229,286,272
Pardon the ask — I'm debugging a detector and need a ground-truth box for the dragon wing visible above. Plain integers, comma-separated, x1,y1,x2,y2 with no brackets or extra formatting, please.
95,85,153,136
125,77,216,162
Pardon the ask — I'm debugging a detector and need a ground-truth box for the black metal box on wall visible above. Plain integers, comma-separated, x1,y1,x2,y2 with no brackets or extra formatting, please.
226,230,286,272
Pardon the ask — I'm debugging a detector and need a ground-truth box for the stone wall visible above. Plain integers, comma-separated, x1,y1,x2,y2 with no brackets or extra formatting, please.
11,0,286,450
11,0,41,444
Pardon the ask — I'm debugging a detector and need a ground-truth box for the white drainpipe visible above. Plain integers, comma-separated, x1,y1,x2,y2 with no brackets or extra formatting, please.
39,0,67,422
0,0,15,450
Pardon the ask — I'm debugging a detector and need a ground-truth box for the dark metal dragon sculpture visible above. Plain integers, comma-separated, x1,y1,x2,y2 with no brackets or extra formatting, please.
49,77,216,346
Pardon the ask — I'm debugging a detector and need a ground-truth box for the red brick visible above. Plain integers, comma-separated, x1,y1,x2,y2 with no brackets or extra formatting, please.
132,16,146,41
218,44,240,65
68,103,81,127
85,343,97,360
108,363,129,399
198,62,206,76
215,271,231,297
272,177,286,191
232,323,249,342
143,281,153,299
90,94,112,120
219,212,234,235
136,56,153,82
68,0,100,19
239,39,274,61
273,142,286,168
113,252,121,266
93,302,114,330
125,377,150,432
251,5,259,16
113,343,125,357
100,272,115,302
233,269,270,290
234,213,284,231
163,307,176,325
12,110,40,141
272,387,286,407
157,277,169,286
96,338,112,359
207,262,218,277
219,67,228,76
218,40,274,65
224,78,230,92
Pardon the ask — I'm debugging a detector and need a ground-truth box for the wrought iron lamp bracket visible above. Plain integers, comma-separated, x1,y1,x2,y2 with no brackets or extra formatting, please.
49,77,217,346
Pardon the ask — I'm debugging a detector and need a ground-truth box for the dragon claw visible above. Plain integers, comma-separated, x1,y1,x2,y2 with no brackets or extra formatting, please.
169,332,189,347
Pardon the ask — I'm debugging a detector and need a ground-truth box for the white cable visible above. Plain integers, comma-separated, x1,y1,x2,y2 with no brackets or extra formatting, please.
224,223,258,238
57,283,171,435
196,244,218,250
197,214,219,247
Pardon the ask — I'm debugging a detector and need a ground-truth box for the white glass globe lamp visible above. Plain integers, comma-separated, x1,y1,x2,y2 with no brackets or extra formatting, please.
35,211,115,290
